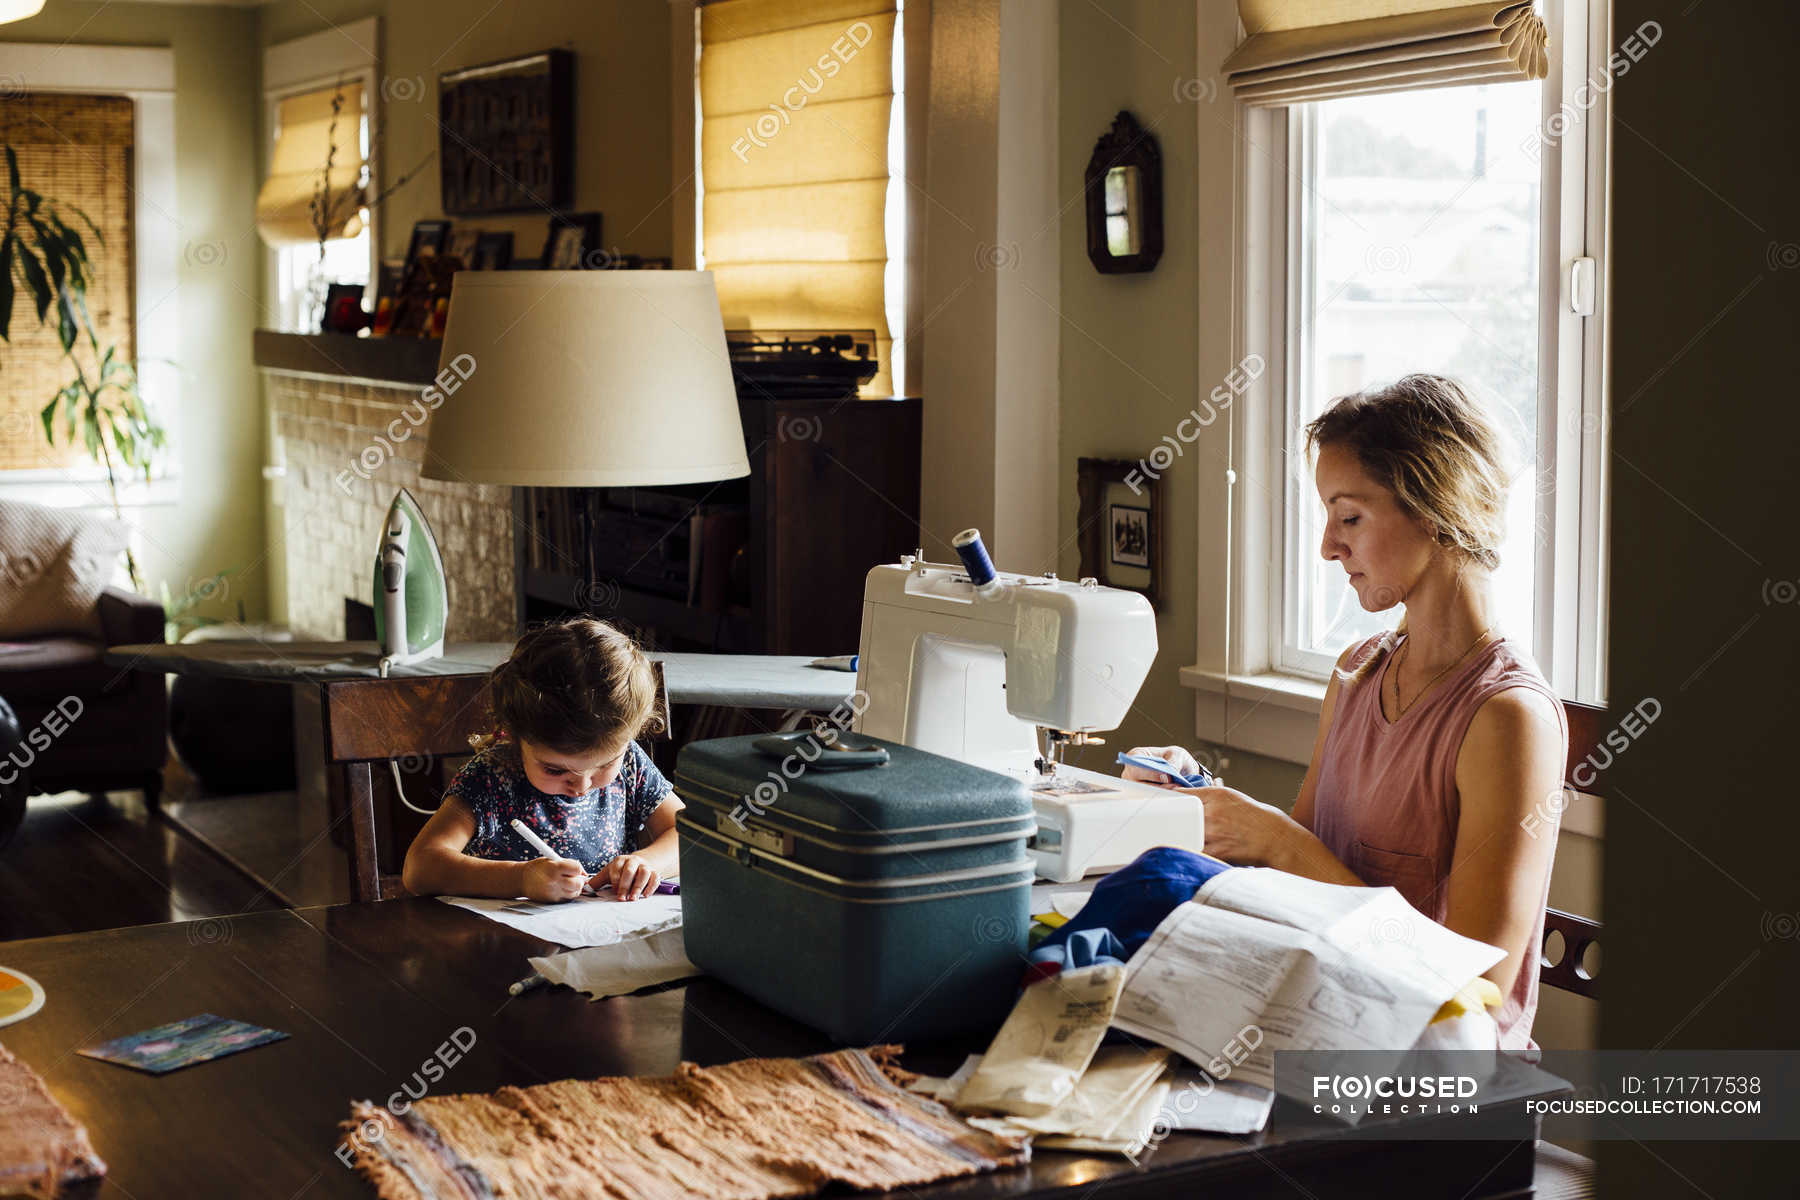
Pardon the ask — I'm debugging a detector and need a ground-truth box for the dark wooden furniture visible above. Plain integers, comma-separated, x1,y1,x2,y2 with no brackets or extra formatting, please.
517,395,922,656
326,665,672,903
0,897,1566,1199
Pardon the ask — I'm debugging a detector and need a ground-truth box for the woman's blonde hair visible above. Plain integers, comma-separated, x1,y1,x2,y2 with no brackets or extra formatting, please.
472,618,666,755
1304,373,1512,686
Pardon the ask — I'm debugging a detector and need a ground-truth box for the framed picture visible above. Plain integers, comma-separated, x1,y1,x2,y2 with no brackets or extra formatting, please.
539,211,602,269
446,227,481,270
439,49,573,215
472,231,514,270
1077,457,1162,610
319,282,367,334
368,259,405,337
404,219,451,274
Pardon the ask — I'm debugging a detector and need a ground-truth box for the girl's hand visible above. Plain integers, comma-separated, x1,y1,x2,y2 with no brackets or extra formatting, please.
601,853,660,901
522,856,589,902
1123,745,1203,787
1183,785,1300,868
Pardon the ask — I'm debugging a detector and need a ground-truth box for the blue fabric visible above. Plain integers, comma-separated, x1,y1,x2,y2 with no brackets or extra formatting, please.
1028,926,1128,971
449,740,672,873
1036,846,1235,964
1115,751,1215,789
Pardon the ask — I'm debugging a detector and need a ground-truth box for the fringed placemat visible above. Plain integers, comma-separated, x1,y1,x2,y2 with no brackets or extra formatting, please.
338,1046,1029,1200
0,1043,108,1199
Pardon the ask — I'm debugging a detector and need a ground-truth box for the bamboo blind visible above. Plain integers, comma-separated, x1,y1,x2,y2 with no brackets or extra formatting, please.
0,93,136,473
700,0,896,396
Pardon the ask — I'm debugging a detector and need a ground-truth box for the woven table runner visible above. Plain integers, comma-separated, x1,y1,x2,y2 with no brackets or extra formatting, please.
0,1042,108,1199
338,1046,1029,1199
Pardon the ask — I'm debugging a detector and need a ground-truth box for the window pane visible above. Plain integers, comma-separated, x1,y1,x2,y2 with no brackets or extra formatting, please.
1291,83,1542,665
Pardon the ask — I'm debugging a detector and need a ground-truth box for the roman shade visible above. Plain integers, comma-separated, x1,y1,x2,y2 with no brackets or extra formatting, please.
256,82,366,247
1223,0,1549,108
699,0,896,395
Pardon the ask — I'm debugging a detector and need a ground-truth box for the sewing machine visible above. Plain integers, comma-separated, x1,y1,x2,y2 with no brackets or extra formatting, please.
853,533,1204,882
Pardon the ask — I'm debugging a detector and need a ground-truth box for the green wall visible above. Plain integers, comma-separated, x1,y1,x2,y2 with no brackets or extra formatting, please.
7,1,265,624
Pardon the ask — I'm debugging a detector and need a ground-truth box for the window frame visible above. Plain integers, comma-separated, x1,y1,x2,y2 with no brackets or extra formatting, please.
1230,0,1609,707
262,19,379,335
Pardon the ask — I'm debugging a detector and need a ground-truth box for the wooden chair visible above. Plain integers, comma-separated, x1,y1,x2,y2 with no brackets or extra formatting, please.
325,662,669,903
1541,700,1606,1000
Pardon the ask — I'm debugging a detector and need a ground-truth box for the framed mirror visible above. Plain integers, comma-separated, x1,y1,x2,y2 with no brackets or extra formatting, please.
1085,110,1163,274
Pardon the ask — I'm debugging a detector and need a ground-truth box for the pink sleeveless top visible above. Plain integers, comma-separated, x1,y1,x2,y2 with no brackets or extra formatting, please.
1310,633,1566,1055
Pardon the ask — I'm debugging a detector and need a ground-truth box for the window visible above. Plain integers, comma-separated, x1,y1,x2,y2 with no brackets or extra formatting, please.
695,0,907,395
0,93,135,474
1284,83,1542,674
261,20,378,335
1244,0,1608,703
265,83,371,333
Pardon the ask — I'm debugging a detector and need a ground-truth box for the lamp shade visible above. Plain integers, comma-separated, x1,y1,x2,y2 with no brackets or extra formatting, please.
421,271,751,487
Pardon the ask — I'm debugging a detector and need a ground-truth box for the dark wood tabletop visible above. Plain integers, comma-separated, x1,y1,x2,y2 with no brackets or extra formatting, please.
0,899,1555,1199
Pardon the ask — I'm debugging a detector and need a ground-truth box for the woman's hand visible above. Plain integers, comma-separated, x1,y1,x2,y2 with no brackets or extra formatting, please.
1184,785,1305,868
1122,745,1203,787
600,853,660,901
522,856,589,902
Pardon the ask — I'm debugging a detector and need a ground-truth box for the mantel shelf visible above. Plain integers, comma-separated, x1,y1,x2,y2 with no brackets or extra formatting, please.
254,330,443,388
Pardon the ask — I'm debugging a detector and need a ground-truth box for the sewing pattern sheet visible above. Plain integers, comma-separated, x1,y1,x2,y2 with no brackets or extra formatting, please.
1111,867,1504,1096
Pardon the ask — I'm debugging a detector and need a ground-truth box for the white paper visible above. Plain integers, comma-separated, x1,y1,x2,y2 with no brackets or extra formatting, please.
1037,1078,1172,1156
528,927,698,999
957,964,1125,1116
1004,1047,1170,1135
1155,1067,1275,1135
439,892,682,948
1112,868,1504,1099
1050,892,1090,919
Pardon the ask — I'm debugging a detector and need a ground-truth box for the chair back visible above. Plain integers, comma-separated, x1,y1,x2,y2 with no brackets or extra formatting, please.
324,662,670,903
1541,699,1606,999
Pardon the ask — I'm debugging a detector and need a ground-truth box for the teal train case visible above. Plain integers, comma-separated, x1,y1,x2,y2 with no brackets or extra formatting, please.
673,731,1036,1044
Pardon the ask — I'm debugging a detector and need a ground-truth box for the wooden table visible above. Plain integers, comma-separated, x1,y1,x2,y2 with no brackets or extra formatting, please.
1,898,1558,1198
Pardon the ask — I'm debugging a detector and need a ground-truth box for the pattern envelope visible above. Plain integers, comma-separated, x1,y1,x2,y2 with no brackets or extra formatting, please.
338,1046,1030,1200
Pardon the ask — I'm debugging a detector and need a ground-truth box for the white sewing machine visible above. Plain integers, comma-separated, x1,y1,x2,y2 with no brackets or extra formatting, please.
852,531,1204,882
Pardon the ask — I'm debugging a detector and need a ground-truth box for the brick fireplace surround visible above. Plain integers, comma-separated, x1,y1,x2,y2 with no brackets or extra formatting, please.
260,345,517,643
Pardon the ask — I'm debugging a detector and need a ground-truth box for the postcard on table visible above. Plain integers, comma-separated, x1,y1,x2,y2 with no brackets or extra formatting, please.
78,1013,289,1074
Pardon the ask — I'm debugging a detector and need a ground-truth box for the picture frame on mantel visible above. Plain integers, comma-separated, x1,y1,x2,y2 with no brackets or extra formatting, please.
438,48,574,215
1077,456,1162,611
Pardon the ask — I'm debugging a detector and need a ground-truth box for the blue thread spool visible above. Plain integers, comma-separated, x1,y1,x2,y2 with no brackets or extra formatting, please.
953,529,1000,593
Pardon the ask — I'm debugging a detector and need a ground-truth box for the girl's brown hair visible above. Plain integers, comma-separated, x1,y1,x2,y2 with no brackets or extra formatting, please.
1303,374,1512,685
473,618,665,754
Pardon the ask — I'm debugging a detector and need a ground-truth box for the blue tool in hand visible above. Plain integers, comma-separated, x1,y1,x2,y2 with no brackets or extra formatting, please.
1116,751,1215,789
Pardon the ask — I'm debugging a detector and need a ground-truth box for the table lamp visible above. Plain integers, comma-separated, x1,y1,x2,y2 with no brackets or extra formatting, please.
373,271,750,668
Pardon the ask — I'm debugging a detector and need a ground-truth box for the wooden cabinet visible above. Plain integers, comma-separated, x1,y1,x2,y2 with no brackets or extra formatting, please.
516,395,921,655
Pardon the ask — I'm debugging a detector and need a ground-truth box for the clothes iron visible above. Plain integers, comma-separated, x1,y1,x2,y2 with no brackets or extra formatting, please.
372,487,447,675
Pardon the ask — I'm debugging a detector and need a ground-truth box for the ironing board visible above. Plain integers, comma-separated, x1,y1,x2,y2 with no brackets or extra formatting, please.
101,642,859,711
102,642,860,904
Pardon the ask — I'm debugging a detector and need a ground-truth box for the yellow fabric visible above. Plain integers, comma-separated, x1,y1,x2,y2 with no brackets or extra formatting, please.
1224,1,1547,108
1430,975,1504,1023
257,83,366,247
700,0,895,395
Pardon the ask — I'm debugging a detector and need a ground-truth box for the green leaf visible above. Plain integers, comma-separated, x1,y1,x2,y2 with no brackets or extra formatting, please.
56,288,76,352
39,395,55,442
0,236,12,340
15,245,49,321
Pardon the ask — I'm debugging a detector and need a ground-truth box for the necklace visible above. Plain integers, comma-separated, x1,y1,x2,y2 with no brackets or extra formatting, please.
1388,626,1494,718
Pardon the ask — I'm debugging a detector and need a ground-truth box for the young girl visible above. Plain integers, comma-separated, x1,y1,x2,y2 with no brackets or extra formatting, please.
402,618,684,903
1126,374,1567,1054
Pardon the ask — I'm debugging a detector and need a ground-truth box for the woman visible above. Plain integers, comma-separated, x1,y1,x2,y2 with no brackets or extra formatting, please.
1129,374,1567,1053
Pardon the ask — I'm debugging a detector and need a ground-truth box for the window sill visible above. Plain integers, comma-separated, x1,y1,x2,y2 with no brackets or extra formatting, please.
1176,664,1604,840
